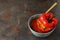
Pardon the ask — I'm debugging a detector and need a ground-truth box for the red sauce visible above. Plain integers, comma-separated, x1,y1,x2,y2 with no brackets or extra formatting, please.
30,18,43,33
30,18,54,33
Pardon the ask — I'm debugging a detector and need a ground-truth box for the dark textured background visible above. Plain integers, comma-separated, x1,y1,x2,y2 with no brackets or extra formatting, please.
0,0,60,40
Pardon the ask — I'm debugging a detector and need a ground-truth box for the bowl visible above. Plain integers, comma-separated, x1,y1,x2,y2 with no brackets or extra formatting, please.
28,14,56,37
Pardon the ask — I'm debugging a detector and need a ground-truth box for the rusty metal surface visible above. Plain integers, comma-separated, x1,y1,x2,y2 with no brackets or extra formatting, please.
0,0,60,40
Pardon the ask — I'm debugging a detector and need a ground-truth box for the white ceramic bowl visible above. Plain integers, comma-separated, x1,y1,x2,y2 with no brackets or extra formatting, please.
28,14,56,37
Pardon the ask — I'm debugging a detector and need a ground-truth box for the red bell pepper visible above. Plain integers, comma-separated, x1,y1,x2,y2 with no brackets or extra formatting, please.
37,12,58,32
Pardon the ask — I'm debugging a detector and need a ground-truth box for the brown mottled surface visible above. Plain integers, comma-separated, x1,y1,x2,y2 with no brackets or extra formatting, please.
0,0,60,40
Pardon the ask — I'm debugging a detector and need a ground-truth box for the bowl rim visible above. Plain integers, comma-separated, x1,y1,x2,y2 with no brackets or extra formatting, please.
28,14,56,34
